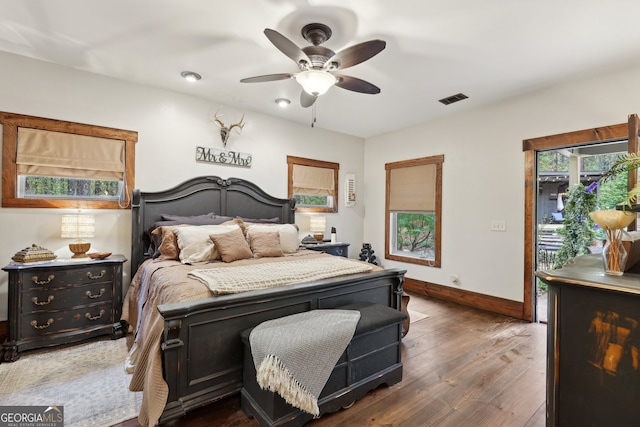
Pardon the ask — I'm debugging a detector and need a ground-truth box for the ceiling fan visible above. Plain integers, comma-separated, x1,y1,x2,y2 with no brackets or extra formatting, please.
240,23,386,108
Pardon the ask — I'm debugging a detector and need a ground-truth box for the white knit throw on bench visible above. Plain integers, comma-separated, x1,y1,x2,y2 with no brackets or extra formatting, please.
249,310,361,416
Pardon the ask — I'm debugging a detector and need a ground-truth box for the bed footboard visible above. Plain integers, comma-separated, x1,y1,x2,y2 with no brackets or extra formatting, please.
156,268,405,426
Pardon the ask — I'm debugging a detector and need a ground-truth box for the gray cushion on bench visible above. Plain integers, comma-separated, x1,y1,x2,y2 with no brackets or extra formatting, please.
336,301,407,335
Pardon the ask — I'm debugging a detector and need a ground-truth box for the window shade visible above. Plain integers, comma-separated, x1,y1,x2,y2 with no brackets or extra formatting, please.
389,163,436,211
292,164,335,196
16,128,125,180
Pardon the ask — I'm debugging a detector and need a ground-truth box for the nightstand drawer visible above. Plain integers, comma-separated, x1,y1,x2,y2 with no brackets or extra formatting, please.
302,243,350,258
22,282,113,314
324,245,348,257
21,303,113,339
22,265,114,291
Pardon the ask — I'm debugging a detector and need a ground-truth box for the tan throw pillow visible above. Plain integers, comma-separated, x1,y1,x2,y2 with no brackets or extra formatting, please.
176,224,239,264
249,231,283,258
209,227,254,263
151,225,183,260
246,224,299,253
222,218,248,235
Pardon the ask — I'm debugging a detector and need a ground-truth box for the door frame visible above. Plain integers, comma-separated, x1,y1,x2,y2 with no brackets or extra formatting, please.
521,115,638,321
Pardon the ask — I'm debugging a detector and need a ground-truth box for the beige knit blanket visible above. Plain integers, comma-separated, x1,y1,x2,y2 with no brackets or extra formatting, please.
249,310,361,415
189,257,373,295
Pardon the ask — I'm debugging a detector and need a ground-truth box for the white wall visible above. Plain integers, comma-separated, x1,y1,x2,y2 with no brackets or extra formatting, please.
0,52,365,321
364,63,640,302
3,50,640,322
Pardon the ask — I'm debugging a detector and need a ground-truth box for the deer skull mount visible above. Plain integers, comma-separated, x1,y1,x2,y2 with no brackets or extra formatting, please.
212,110,245,148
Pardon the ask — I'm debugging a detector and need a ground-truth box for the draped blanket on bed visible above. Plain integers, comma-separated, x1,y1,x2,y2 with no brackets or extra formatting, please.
121,252,378,427
249,310,361,415
189,257,373,295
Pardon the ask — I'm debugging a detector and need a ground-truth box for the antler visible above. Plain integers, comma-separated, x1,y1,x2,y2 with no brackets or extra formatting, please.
212,110,245,148
213,110,226,129
228,114,245,135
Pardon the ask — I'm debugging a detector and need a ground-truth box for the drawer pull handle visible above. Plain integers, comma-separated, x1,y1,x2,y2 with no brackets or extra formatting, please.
32,275,54,285
31,318,54,330
86,309,105,321
31,295,55,306
87,270,106,280
86,288,106,299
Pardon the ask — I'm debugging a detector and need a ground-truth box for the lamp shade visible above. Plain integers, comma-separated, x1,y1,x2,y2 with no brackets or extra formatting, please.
309,216,326,233
295,70,336,96
61,214,95,239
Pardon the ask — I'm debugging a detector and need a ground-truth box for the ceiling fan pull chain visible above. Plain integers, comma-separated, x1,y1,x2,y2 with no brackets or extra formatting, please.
311,102,316,127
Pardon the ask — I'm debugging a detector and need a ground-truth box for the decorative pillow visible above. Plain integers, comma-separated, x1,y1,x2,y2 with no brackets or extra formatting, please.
152,216,233,228
222,218,248,235
209,228,254,263
161,212,216,221
249,231,283,258
246,224,299,253
175,224,239,264
236,216,280,224
151,225,185,260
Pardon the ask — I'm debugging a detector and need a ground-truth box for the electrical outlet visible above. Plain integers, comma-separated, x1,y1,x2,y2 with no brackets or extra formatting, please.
491,220,506,231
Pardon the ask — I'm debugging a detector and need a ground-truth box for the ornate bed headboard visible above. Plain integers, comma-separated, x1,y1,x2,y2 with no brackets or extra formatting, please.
131,176,296,274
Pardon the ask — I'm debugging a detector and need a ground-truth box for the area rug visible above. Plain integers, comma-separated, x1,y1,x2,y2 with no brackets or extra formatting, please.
409,309,429,323
0,338,142,427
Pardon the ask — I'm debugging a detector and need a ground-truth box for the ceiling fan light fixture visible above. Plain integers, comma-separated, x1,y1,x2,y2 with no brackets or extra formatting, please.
295,70,336,96
275,98,291,107
180,71,201,82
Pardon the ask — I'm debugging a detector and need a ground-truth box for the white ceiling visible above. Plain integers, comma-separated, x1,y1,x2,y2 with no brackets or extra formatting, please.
2,0,640,138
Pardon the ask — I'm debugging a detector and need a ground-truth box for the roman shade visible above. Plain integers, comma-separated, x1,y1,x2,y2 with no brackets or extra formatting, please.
388,163,436,212
292,164,335,197
16,128,125,180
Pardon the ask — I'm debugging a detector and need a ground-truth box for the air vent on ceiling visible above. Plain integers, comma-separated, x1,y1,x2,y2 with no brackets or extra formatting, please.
438,93,468,105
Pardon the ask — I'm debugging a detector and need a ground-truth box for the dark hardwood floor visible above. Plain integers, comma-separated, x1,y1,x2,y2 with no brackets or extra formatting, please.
119,293,547,427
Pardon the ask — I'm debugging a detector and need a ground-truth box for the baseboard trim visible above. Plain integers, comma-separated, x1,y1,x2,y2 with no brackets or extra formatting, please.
404,277,524,320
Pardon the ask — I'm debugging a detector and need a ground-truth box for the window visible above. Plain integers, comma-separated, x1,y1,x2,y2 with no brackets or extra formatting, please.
1,112,137,209
385,155,443,267
287,156,339,213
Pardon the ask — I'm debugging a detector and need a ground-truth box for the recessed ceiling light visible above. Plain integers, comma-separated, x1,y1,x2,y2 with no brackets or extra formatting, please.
180,71,201,82
275,98,291,108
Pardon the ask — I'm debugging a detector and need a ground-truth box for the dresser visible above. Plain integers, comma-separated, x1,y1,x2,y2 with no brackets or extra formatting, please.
301,242,350,257
1,255,127,362
536,254,640,426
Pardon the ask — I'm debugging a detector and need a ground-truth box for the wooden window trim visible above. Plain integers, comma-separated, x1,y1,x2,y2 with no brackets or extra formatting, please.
1,112,137,209
385,155,443,267
287,155,339,213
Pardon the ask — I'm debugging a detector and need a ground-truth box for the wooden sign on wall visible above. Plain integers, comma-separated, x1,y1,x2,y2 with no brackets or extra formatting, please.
196,146,252,168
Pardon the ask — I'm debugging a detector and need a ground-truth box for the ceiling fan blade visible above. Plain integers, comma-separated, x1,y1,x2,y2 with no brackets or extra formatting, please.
300,90,317,108
324,40,386,70
264,28,311,67
240,73,294,83
335,75,381,94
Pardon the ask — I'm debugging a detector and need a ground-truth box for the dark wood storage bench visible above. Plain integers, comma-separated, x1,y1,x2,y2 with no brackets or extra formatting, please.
241,301,407,427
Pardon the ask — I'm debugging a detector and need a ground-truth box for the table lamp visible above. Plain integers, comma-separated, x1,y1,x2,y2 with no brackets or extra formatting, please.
61,214,95,258
309,216,326,243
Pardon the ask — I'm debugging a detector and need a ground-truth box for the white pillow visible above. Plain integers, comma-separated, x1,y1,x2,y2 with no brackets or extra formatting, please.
246,224,300,253
175,224,240,264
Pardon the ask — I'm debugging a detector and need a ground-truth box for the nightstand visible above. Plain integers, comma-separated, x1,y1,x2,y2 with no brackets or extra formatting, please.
302,242,350,258
1,255,127,362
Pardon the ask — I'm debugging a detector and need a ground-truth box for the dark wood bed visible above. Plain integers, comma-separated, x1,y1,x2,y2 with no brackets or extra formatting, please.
129,176,406,426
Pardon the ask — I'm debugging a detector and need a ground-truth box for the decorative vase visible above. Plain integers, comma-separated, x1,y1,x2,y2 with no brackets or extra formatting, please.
589,210,636,276
602,231,627,276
